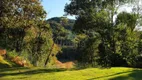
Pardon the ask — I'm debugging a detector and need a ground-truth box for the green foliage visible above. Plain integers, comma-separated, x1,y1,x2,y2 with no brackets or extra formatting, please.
6,50,18,58
116,12,138,31
47,17,76,47
65,0,142,68
77,37,101,67
0,0,55,67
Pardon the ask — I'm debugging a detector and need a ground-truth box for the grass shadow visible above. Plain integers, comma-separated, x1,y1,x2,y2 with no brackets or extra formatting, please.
87,69,142,80
0,68,67,77
109,69,142,80
0,67,29,73
87,70,133,80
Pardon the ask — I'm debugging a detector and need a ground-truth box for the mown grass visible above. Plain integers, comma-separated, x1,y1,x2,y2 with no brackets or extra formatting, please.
0,67,142,80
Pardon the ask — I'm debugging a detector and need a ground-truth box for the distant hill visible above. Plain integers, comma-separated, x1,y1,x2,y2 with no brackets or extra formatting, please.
47,17,75,46
47,17,78,61
47,17,75,31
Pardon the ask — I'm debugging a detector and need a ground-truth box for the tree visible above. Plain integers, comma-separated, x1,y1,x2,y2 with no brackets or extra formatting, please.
114,12,139,67
0,0,54,66
65,0,139,67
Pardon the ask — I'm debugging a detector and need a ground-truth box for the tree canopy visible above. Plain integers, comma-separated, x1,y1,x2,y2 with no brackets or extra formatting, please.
65,0,142,67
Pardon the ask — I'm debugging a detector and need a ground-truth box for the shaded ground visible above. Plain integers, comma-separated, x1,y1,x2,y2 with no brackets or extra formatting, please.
55,47,77,69
109,70,142,80
0,67,142,80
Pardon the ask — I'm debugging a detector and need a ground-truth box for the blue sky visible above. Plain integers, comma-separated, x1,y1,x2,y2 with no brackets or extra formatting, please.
41,0,136,20
41,0,75,19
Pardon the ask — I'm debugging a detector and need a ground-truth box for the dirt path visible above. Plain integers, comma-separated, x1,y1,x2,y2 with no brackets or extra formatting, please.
55,60,75,69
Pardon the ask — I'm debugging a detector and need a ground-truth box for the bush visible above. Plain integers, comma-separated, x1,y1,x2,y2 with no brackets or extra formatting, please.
6,50,18,58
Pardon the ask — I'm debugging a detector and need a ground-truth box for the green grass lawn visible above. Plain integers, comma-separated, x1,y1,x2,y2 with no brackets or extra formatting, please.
0,67,142,80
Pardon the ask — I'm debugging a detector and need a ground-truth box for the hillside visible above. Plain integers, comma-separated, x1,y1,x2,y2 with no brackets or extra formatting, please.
47,17,75,46
47,17,75,30
47,17,78,62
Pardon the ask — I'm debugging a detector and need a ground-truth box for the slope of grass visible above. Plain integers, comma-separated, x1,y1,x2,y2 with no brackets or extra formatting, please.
0,56,12,68
0,67,142,80
0,55,24,68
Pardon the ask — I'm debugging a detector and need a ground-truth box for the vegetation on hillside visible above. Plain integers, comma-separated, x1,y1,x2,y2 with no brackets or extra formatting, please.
47,17,75,46
0,0,58,67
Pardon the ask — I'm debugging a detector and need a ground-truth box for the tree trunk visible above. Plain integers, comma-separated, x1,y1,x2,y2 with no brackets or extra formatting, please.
44,43,55,67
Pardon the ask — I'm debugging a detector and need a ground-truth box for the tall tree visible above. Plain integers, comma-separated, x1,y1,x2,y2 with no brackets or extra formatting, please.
65,0,139,67
0,0,54,66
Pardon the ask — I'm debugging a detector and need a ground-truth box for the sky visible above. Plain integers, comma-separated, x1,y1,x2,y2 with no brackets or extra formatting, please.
41,0,141,26
41,0,133,20
41,0,75,19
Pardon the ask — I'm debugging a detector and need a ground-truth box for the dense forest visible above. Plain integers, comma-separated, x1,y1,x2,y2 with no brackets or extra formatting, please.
1,0,142,69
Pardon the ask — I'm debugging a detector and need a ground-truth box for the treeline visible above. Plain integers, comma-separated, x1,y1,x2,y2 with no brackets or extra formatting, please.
1,0,142,68
65,0,142,68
